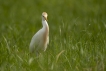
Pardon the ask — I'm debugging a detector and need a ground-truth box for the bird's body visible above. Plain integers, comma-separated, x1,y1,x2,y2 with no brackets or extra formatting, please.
29,12,49,55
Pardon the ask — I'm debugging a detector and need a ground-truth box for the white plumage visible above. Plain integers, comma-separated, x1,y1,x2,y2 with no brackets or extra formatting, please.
29,12,49,55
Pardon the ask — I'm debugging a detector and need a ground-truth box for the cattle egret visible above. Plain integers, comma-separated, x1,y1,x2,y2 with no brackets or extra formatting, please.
29,12,49,56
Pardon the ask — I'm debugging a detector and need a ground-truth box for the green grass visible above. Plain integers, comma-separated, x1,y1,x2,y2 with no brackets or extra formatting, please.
0,0,106,71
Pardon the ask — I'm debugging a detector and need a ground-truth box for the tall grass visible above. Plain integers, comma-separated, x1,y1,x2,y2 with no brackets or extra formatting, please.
0,0,106,71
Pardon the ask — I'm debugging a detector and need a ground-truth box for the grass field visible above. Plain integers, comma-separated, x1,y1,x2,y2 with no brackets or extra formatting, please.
0,0,106,71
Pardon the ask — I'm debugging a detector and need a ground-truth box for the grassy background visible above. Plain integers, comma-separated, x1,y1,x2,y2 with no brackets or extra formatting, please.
0,0,106,71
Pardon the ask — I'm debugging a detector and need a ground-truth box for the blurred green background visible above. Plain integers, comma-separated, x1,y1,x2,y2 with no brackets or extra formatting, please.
0,0,106,71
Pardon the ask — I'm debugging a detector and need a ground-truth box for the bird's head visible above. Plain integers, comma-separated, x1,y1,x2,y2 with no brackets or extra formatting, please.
42,12,48,21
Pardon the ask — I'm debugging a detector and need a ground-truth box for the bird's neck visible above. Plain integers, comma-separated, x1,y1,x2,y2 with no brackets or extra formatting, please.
42,20,49,29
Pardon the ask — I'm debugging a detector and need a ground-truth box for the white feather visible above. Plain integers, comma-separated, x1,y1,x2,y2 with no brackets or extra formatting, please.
29,12,49,55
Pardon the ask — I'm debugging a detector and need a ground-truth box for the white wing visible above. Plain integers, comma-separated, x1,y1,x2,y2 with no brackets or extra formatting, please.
29,29,43,52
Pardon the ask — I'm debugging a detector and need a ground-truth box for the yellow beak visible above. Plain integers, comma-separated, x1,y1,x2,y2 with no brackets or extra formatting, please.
44,17,48,21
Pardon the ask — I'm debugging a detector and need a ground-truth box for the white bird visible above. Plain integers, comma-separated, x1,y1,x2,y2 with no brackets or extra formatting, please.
29,12,49,56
